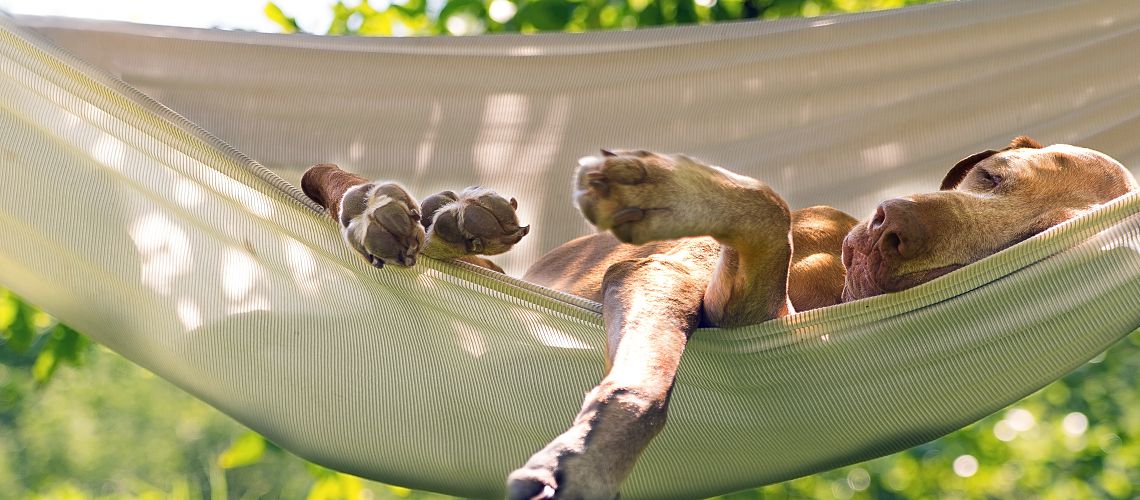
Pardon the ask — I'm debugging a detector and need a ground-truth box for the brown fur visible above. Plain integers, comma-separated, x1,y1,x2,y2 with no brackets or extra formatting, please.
301,163,369,220
301,139,1137,500
507,140,1136,499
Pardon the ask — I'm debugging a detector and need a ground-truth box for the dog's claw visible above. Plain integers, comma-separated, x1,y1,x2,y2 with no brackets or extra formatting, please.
612,207,645,226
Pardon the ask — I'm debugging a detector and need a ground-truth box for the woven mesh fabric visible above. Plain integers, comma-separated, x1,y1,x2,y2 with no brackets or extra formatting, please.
1,1,1138,497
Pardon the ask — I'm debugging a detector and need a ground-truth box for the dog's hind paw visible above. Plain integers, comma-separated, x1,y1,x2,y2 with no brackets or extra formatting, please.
573,150,717,245
420,187,529,260
338,181,426,268
574,149,784,245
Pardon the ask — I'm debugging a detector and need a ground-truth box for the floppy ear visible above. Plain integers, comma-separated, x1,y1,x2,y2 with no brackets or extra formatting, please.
1008,135,1044,149
940,149,999,190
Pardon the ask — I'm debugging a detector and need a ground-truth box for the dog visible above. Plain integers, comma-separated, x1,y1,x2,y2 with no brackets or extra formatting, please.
301,137,1137,499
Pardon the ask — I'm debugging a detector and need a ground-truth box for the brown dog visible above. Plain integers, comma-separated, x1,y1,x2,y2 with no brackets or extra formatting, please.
301,137,1137,499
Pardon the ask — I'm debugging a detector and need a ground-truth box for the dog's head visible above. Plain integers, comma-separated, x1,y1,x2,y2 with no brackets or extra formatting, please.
841,137,1138,301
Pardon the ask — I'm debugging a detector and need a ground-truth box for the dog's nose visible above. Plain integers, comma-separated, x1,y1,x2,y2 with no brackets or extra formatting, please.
870,198,927,260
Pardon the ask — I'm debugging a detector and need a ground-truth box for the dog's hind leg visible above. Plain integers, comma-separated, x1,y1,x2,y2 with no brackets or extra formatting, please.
574,150,794,326
507,253,705,500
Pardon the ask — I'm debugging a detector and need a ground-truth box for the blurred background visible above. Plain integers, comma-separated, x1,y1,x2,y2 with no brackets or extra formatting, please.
0,1,1137,499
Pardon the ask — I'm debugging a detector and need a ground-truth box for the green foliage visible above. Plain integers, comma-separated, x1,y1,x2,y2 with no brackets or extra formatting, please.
0,292,452,499
718,329,1140,499
3,281,1137,498
216,432,267,469
3,1,1135,498
0,290,89,386
267,0,940,37
265,2,302,33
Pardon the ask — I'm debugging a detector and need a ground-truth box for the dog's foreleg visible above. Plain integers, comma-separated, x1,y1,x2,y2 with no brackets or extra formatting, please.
301,163,425,268
418,187,529,260
507,255,704,500
301,165,528,269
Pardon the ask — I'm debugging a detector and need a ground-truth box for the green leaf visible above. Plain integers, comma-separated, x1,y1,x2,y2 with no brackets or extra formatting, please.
217,431,267,469
327,1,357,35
31,344,58,383
436,0,488,34
305,462,338,479
306,472,364,500
29,324,87,383
516,0,576,31
0,290,16,331
265,2,303,33
4,300,35,353
439,0,487,22
54,324,89,365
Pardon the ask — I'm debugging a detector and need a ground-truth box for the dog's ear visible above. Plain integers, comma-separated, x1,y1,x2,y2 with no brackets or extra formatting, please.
940,136,1045,190
1007,135,1044,149
941,149,999,190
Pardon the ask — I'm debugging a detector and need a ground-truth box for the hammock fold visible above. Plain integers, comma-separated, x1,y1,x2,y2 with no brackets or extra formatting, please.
1,1,1139,498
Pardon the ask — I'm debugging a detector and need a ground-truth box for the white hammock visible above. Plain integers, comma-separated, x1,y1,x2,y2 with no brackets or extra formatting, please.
1,0,1138,497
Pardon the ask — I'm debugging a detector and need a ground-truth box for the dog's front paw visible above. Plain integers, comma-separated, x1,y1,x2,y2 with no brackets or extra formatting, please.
506,428,620,500
420,187,529,260
338,181,425,268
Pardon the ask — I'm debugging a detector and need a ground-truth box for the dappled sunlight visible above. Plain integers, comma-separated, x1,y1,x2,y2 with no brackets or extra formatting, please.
129,212,191,295
509,309,592,350
1103,238,1140,254
452,319,487,358
3,0,1138,497
176,298,202,331
89,134,125,172
796,213,852,238
860,141,907,171
348,140,364,162
1099,213,1140,254
473,93,571,275
508,46,542,56
414,102,443,177
474,93,529,170
201,169,274,219
174,178,205,208
283,238,322,296
221,247,271,315
222,248,257,299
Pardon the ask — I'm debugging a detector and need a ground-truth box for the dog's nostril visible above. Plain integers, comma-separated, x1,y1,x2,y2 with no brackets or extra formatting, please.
881,231,902,257
871,205,886,229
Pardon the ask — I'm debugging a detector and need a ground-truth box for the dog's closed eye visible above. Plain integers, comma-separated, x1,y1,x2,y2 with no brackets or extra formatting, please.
978,169,1002,190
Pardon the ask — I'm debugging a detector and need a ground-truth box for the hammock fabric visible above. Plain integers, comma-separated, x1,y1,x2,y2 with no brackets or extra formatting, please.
1,0,1138,497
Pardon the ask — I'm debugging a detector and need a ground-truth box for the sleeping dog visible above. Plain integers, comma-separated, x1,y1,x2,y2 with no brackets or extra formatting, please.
301,137,1138,499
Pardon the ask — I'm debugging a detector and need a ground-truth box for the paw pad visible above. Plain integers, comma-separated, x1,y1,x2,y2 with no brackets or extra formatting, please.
339,182,425,268
421,187,529,259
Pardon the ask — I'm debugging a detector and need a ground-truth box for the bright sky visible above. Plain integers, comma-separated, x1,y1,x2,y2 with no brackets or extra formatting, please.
0,0,335,33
